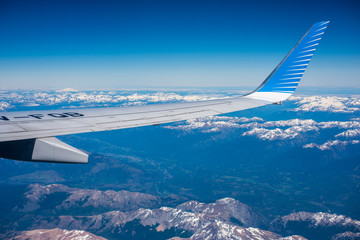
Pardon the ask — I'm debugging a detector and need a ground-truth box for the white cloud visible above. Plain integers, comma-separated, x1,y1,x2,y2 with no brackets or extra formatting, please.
0,90,228,108
4,91,360,117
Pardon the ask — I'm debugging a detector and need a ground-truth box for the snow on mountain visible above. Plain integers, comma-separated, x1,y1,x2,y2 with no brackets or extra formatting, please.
242,125,318,141
56,88,79,92
166,117,360,143
289,96,360,113
277,212,360,228
279,237,307,240
303,140,360,151
13,184,305,239
350,117,360,121
319,121,360,129
166,118,321,137
165,116,264,132
13,228,105,240
26,203,301,240
335,129,360,138
232,119,360,134
0,101,11,110
270,212,360,238
176,197,265,227
12,184,360,239
332,231,360,240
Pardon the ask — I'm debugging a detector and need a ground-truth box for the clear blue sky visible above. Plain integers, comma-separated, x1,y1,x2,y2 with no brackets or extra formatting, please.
0,0,359,89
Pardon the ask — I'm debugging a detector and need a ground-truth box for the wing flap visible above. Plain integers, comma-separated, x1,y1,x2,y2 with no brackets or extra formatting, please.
0,137,88,163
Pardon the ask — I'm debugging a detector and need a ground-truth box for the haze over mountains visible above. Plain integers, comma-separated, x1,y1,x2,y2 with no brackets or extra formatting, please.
0,89,359,239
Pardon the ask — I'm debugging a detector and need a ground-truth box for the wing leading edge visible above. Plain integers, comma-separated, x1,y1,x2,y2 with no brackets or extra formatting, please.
0,21,329,163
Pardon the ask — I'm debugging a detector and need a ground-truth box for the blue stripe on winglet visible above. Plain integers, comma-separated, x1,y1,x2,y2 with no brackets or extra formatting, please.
255,21,329,94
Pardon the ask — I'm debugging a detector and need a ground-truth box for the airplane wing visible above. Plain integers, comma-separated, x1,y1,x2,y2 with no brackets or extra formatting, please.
0,21,329,163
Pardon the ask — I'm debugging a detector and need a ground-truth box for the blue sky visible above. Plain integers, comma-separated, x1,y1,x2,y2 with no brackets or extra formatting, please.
0,0,359,90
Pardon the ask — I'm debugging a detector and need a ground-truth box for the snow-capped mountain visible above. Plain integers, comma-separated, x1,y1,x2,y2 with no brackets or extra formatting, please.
176,197,265,227
10,184,304,240
332,231,360,240
21,202,299,240
270,212,360,240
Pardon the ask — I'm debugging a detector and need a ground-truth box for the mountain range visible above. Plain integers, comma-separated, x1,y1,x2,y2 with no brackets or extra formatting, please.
1,184,359,240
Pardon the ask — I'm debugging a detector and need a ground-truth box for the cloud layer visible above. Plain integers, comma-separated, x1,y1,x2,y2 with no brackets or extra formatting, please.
0,90,230,110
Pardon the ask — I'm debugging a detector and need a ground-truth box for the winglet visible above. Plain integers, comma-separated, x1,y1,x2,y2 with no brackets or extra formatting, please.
246,21,330,102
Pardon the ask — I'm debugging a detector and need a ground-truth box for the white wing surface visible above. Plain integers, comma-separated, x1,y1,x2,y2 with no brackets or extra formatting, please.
0,21,329,163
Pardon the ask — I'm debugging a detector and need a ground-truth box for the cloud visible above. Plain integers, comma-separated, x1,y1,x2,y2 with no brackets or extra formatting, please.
289,96,360,113
114,92,225,103
303,140,360,151
4,91,360,116
0,90,229,110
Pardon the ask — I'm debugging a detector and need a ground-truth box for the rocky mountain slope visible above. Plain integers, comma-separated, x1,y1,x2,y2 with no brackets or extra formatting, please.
13,228,106,240
11,184,302,239
5,184,360,240
177,197,266,227
332,231,360,240
21,206,301,240
17,183,162,214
